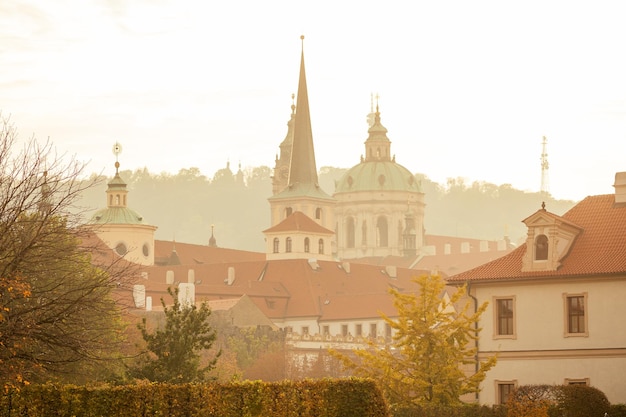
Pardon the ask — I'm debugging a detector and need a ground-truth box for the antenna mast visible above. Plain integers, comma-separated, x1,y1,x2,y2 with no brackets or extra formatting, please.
540,136,549,194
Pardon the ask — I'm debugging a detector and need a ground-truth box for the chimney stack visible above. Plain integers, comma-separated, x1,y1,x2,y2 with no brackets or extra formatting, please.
614,172,626,205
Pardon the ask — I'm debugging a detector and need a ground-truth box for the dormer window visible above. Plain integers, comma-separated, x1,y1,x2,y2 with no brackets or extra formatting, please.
535,234,549,260
521,204,581,272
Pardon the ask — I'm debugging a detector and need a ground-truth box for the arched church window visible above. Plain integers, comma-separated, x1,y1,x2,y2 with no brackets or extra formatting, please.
285,207,293,217
346,217,355,248
304,237,310,253
376,216,388,247
286,237,292,253
535,234,548,260
315,208,322,220
273,238,280,253
115,194,120,205
318,239,324,254
123,195,126,206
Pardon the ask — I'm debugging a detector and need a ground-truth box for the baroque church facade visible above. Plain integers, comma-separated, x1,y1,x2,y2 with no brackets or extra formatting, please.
270,41,424,262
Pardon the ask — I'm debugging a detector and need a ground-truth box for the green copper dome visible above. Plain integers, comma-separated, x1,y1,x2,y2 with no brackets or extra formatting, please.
90,207,145,225
335,104,420,194
90,157,148,225
335,160,420,193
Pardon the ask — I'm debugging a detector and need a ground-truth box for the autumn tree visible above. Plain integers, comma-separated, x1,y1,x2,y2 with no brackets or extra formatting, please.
331,274,497,407
131,287,221,383
0,113,131,387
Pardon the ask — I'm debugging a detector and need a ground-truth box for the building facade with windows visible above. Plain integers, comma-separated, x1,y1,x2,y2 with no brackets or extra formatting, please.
448,172,626,405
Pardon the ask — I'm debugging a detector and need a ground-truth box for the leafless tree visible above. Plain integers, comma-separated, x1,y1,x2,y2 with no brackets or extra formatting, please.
0,113,137,386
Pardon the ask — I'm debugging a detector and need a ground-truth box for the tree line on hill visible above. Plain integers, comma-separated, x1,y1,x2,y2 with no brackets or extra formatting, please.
77,164,576,252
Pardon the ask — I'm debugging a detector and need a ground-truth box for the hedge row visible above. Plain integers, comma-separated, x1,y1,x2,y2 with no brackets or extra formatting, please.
0,378,390,417
392,404,507,417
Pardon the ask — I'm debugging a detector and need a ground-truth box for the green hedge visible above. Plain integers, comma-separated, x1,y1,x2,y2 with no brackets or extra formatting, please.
0,378,389,417
391,403,507,417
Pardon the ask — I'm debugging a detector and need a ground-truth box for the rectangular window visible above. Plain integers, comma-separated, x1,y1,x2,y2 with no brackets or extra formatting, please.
495,297,515,338
370,323,377,339
355,324,362,336
322,325,329,335
385,323,392,340
302,326,309,336
341,324,348,337
496,382,516,405
564,293,588,336
565,378,589,385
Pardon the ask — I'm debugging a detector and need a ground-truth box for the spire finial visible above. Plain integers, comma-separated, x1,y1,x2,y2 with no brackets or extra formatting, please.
300,34,305,50
112,142,122,174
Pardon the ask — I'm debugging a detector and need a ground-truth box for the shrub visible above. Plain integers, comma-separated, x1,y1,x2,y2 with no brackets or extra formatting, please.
609,404,626,417
507,384,611,417
0,378,390,417
391,403,507,417
553,385,610,417
507,385,557,417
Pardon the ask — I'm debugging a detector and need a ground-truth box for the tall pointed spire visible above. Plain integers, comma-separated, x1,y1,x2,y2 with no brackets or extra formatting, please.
288,35,319,188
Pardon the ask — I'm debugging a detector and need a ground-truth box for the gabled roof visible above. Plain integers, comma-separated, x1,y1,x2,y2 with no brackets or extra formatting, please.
263,211,334,235
448,194,626,283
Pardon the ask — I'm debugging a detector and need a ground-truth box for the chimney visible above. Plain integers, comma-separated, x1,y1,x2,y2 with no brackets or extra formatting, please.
132,285,146,308
166,270,174,285
385,265,397,278
226,267,235,285
178,283,195,308
614,172,626,204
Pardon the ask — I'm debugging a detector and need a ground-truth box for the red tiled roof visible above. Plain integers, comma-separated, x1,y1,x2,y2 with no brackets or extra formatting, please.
133,258,434,322
154,240,265,265
263,211,334,234
448,194,626,283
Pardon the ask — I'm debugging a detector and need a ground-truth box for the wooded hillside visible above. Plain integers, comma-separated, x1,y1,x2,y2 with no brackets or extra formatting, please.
77,165,576,252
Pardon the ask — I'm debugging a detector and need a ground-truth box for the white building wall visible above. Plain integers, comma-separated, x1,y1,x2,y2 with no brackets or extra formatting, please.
473,277,626,404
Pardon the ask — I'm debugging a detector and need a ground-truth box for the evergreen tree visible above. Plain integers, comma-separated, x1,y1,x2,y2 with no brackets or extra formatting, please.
331,274,497,407
132,287,220,383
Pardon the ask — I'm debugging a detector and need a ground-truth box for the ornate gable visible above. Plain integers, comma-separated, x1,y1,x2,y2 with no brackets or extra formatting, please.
521,203,582,272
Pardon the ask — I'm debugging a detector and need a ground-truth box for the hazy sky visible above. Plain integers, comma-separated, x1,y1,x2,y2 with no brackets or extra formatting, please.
3,1,626,202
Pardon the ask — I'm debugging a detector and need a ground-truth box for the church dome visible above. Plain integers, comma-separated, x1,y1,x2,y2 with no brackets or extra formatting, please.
89,156,148,225
90,207,145,225
335,160,419,193
334,104,420,194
